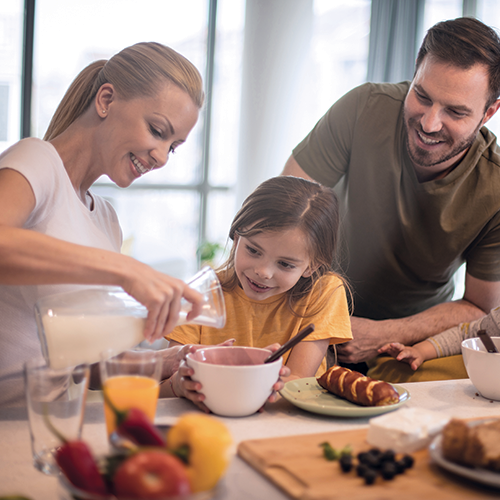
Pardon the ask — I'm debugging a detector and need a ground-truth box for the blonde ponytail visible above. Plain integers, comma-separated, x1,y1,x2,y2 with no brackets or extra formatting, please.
44,42,204,141
44,60,107,141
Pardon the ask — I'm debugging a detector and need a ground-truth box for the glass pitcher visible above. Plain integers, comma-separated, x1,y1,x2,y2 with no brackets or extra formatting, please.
35,267,226,369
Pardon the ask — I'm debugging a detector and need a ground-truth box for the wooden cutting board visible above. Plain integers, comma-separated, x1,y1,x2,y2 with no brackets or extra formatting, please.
237,427,500,500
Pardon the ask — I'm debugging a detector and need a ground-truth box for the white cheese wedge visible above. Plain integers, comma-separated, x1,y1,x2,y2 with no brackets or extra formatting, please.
366,407,450,453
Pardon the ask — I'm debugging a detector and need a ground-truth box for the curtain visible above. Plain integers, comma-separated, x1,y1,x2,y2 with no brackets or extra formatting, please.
367,0,425,83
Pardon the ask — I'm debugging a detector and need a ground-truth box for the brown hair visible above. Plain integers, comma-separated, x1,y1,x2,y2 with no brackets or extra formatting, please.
44,42,204,141
415,17,500,108
219,176,349,315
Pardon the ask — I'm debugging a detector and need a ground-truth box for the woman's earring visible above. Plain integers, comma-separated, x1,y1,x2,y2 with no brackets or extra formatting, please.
102,109,107,114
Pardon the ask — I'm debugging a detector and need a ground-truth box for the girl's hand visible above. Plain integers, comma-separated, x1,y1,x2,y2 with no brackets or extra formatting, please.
164,339,236,412
174,361,210,413
160,339,236,381
378,342,424,371
263,343,291,403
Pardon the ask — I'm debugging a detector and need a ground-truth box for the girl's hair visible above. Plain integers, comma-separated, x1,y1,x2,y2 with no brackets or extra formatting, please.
44,42,204,141
219,176,348,315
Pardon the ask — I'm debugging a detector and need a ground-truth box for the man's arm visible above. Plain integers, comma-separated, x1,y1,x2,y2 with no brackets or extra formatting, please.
337,273,500,364
281,155,315,180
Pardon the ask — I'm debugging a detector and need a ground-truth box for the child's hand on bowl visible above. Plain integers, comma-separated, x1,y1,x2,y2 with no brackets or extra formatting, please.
160,339,236,381
165,339,237,413
263,343,291,403
172,343,290,414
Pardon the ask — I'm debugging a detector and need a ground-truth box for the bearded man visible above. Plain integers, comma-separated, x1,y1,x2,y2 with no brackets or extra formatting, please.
282,17,500,382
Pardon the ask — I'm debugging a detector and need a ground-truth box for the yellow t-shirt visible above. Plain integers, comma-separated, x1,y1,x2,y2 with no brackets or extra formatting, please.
166,273,352,376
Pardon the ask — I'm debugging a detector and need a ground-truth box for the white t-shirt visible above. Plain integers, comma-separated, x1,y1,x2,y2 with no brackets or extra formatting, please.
0,138,122,406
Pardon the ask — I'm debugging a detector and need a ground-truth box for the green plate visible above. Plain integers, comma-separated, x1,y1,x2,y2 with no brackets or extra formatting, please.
280,377,410,417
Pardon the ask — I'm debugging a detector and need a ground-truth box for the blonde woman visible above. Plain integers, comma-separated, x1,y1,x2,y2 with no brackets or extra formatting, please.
0,43,206,406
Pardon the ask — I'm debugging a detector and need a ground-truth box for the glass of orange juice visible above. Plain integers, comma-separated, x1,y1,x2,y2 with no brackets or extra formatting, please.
99,349,162,436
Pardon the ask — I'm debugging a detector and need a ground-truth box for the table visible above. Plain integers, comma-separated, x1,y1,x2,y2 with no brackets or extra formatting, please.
1,379,499,500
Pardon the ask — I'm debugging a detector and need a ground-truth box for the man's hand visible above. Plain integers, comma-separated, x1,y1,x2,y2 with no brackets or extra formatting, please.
338,294,489,365
336,317,391,364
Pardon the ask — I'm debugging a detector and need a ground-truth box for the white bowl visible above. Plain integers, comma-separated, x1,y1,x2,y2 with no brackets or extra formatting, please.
186,346,283,417
461,337,500,401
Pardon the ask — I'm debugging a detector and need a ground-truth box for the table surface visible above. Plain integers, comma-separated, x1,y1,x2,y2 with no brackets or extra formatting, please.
1,379,499,500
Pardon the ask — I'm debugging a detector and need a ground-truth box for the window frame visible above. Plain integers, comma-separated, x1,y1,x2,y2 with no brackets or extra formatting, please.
21,0,229,256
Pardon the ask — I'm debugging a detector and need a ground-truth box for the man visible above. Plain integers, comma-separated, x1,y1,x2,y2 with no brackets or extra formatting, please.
282,17,500,382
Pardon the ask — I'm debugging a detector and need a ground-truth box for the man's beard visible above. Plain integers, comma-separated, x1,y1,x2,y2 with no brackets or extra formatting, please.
403,113,483,168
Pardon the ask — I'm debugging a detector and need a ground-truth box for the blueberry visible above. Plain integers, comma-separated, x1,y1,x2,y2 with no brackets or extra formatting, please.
364,451,382,469
339,454,353,473
356,463,370,477
368,447,382,458
363,468,378,485
394,459,406,474
380,449,396,463
400,454,415,469
380,461,397,480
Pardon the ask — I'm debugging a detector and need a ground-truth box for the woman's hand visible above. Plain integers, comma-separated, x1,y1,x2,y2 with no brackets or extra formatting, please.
121,262,205,342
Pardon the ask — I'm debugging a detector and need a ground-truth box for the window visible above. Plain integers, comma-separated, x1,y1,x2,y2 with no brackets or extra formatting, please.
32,0,230,279
0,1,23,149
25,0,370,279
477,0,500,137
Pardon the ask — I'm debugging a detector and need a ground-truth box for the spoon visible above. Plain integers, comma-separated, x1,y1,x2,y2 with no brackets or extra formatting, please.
477,329,499,353
264,324,315,364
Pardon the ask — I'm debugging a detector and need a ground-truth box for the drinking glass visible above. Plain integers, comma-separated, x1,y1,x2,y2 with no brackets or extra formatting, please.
99,349,162,436
24,359,89,475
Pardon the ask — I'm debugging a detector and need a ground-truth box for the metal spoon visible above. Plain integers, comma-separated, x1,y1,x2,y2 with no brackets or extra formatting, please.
264,324,315,363
477,329,499,353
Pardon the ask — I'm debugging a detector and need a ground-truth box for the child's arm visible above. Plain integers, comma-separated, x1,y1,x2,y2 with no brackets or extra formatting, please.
378,340,438,371
284,338,330,381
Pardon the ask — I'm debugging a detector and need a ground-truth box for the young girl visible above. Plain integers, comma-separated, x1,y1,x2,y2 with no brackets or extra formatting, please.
165,175,352,403
379,305,500,371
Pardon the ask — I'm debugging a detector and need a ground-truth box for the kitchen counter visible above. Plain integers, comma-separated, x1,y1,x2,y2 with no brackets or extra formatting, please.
1,378,499,500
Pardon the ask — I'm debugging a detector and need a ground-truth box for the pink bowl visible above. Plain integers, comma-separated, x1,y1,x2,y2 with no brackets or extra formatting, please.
188,346,274,366
186,346,282,417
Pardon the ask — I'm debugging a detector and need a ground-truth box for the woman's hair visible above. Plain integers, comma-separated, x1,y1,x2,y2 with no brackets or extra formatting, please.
415,17,500,109
219,176,348,315
44,42,204,141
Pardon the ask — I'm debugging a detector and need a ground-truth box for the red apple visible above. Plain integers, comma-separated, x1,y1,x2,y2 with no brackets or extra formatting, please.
113,450,191,499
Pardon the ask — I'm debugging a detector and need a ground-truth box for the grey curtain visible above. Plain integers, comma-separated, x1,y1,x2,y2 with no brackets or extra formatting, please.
367,0,426,83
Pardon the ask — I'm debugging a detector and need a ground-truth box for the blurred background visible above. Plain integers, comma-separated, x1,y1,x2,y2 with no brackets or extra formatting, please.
1,0,499,293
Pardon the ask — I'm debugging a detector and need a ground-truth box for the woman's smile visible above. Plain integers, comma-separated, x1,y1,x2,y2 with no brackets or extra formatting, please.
129,153,152,177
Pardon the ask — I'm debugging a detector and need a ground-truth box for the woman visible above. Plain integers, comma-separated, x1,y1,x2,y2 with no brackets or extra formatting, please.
0,42,215,406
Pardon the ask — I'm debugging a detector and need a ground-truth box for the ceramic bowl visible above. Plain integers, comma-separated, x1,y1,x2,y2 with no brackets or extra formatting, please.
461,337,500,401
186,346,283,417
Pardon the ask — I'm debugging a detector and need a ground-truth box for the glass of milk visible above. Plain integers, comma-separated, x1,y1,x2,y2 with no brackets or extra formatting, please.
35,266,226,369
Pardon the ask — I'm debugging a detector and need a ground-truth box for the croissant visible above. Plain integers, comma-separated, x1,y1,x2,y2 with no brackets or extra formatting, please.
317,366,400,407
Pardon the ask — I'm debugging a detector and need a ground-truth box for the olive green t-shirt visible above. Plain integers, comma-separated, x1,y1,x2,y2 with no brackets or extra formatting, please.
293,82,500,320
